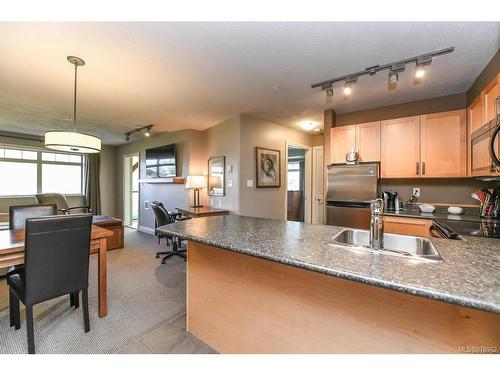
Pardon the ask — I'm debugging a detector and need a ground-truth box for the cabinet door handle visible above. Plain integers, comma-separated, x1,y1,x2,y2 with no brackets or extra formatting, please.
422,162,426,175
416,162,420,175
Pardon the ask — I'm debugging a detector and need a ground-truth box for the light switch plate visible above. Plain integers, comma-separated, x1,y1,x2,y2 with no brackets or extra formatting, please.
413,188,421,197
246,179,254,188
228,180,233,188
227,165,233,173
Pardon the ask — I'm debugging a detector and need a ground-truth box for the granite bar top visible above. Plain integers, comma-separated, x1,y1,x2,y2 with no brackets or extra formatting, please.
158,215,500,314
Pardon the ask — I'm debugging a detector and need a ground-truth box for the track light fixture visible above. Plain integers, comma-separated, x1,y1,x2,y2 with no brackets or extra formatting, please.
343,84,352,96
124,124,154,142
388,71,398,90
311,47,454,97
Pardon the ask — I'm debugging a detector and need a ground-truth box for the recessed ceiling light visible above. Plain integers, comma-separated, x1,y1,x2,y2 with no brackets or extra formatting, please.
314,128,321,132
299,121,316,131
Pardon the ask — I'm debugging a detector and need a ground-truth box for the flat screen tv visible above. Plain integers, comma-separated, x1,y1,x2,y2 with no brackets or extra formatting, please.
145,144,177,178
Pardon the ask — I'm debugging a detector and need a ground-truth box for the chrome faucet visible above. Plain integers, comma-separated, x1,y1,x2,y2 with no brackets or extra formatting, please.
370,198,384,250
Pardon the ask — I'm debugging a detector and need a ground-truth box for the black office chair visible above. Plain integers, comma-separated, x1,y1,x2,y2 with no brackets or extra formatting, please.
8,214,93,354
151,201,186,264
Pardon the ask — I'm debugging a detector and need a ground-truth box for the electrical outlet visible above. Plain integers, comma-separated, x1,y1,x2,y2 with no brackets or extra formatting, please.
246,180,254,188
144,201,150,210
412,188,421,198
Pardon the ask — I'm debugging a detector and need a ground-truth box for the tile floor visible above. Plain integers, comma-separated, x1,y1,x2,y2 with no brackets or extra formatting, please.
118,313,217,354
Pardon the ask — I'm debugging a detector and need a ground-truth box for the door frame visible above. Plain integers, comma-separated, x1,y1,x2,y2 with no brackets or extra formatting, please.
312,145,324,224
123,152,140,228
284,141,312,223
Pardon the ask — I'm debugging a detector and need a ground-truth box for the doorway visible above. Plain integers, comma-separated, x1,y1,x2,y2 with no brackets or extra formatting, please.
123,153,140,229
286,143,311,223
312,146,324,224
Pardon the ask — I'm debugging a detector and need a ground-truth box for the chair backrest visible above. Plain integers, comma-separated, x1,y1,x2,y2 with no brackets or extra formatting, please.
23,214,93,305
9,204,57,230
35,193,69,212
151,201,174,229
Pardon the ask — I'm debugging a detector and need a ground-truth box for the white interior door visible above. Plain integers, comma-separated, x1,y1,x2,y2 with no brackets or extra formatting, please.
312,146,324,224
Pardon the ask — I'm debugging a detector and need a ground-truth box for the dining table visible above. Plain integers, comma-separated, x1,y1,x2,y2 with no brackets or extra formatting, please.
0,225,113,317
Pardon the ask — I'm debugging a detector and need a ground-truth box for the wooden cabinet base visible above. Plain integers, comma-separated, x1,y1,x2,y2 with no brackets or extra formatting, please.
187,241,499,353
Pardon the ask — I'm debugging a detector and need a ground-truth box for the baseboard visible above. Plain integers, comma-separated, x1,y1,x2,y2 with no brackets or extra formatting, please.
138,225,155,235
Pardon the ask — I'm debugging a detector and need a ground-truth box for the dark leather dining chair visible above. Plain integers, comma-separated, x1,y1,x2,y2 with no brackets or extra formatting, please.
6,204,79,311
8,214,93,354
9,204,57,230
4,204,57,280
151,201,186,264
35,193,91,214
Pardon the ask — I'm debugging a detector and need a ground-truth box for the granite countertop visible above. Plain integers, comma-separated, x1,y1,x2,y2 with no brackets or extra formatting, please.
384,207,500,224
158,215,500,314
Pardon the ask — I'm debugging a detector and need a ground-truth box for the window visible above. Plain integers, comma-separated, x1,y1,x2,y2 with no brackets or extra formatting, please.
0,147,84,196
287,162,301,191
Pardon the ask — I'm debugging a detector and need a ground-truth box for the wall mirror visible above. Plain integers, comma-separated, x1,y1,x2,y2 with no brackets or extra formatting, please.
208,156,225,196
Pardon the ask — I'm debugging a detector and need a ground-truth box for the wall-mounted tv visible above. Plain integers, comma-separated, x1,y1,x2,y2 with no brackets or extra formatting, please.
145,144,177,178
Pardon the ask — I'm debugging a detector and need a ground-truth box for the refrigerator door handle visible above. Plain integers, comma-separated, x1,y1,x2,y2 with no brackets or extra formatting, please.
327,200,371,208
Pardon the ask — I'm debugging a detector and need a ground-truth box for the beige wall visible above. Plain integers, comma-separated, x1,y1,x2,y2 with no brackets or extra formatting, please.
205,116,241,213
238,115,322,220
99,145,117,217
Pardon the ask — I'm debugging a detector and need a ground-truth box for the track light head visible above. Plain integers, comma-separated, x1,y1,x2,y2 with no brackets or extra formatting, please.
415,67,425,79
343,84,352,96
388,72,398,90
145,126,151,137
326,87,334,97
125,133,130,142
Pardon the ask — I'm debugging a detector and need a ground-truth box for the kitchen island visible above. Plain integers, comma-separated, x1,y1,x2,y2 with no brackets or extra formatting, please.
158,215,500,353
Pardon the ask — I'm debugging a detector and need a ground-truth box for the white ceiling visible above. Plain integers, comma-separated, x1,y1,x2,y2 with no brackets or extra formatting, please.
0,22,498,144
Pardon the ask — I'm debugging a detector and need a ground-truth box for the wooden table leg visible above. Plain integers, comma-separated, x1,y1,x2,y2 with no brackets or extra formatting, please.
98,237,108,317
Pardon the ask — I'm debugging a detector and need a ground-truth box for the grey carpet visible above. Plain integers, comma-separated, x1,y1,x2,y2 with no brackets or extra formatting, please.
0,228,187,354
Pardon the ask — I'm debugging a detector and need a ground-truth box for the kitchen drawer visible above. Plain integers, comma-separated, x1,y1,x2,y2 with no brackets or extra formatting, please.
383,216,433,237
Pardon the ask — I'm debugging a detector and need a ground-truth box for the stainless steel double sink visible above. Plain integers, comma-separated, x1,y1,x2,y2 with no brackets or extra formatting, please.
329,229,444,262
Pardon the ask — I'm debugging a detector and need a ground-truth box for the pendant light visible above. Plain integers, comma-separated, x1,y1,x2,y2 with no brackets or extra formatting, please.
44,56,101,153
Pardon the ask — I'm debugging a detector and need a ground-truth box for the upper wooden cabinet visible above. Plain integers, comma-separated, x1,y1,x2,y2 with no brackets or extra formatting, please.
355,121,381,162
330,125,355,163
484,73,500,124
380,116,420,178
420,110,466,177
471,128,493,176
330,122,380,164
468,94,484,135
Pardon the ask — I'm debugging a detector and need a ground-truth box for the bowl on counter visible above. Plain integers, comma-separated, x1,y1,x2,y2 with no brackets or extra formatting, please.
419,204,436,213
447,206,463,215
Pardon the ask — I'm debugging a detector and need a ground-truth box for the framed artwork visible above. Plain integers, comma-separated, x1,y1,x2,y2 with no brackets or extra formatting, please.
256,147,281,188
208,156,225,196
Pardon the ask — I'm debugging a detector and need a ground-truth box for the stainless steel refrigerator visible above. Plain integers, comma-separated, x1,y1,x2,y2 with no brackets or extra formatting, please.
326,162,379,229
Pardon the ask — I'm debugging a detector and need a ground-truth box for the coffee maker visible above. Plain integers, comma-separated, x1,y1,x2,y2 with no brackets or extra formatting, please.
383,191,399,212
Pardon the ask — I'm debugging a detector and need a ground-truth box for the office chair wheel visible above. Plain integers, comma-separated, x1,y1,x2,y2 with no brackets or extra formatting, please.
161,258,166,264
155,254,159,258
